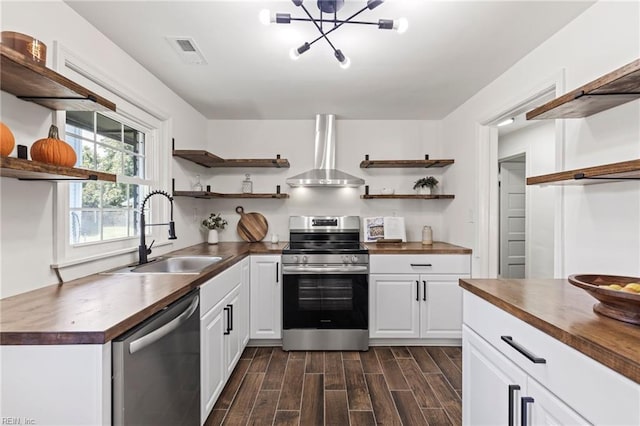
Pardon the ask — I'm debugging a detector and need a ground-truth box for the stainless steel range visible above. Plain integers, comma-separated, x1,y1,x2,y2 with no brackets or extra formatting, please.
282,216,369,351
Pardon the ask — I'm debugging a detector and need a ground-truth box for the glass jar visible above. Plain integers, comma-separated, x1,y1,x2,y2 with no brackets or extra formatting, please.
422,226,433,245
192,174,203,192
242,174,253,193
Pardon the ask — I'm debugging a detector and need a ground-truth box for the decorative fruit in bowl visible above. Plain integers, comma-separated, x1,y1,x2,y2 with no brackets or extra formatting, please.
0,122,15,156
568,274,640,325
30,125,77,167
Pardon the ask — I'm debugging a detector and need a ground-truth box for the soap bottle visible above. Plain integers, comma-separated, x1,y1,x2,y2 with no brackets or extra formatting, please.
422,226,433,245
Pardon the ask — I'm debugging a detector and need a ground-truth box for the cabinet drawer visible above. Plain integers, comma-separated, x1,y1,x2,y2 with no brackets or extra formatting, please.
463,291,640,426
370,254,470,274
200,263,242,315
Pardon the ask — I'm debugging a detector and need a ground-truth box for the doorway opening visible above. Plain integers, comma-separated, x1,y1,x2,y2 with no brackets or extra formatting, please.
477,80,564,279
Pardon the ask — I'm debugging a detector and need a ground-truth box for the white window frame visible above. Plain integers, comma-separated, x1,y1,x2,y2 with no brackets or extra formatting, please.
51,43,172,268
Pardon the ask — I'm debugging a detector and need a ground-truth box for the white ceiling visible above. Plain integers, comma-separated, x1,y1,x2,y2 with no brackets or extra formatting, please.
65,0,594,120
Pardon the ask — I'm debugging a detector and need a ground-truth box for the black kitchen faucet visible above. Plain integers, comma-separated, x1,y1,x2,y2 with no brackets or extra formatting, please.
138,190,177,265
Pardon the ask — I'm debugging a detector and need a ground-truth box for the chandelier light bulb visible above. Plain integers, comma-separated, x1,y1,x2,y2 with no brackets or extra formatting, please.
339,56,351,69
289,47,301,60
394,17,409,34
259,9,272,26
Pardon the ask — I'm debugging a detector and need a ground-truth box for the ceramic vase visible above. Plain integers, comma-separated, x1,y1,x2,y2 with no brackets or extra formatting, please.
417,186,431,195
207,229,219,244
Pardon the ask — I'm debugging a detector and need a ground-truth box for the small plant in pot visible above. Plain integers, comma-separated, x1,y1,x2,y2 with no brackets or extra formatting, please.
202,213,227,245
413,176,438,195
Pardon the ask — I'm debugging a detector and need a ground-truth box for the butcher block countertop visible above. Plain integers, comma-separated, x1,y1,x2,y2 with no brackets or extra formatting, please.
0,242,286,346
459,278,640,384
364,241,471,254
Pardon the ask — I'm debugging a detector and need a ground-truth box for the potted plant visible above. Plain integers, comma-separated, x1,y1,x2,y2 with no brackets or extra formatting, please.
202,212,227,244
413,176,438,195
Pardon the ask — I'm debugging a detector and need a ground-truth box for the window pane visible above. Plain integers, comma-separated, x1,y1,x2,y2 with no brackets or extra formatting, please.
96,145,122,174
102,183,129,208
129,210,140,237
81,140,96,170
102,211,128,240
77,210,101,243
67,111,94,133
97,114,122,148
124,125,144,154
123,153,145,178
131,184,148,209
70,181,101,208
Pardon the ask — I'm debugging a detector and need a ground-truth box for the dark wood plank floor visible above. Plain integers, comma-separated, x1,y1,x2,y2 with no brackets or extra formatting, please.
205,346,462,426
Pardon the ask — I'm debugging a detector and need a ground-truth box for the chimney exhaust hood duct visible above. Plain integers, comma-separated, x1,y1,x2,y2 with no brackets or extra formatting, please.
286,114,365,187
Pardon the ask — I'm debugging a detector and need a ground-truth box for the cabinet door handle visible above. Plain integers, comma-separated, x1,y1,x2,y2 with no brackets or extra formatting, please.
227,303,234,332
501,336,546,364
415,281,420,301
422,280,427,301
276,262,279,283
520,396,534,426
410,263,432,267
223,306,231,335
508,384,520,426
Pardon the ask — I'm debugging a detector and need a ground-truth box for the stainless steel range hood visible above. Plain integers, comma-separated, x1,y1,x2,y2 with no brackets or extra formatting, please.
286,114,365,187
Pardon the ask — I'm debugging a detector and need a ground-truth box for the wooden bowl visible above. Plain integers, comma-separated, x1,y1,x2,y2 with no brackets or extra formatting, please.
568,274,640,325
1,31,47,66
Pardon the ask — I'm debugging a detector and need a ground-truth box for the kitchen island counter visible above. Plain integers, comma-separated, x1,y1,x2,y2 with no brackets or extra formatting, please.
0,242,286,345
459,278,640,384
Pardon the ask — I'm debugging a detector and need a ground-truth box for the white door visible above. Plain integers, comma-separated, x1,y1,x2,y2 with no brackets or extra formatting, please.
200,301,226,423
463,325,528,426
250,256,281,339
369,274,420,338
500,161,526,278
421,275,465,339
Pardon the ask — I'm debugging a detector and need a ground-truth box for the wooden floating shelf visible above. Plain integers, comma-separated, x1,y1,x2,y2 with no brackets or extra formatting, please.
0,157,116,182
173,191,289,199
526,159,640,185
0,45,116,112
527,58,640,120
173,150,290,168
361,194,455,199
360,159,454,168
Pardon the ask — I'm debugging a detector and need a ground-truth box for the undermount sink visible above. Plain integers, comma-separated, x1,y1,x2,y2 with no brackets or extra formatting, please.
105,256,223,274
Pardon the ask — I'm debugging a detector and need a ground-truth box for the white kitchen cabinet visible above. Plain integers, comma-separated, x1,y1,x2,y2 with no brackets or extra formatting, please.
200,259,249,424
0,344,111,425
463,325,587,426
463,324,528,426
200,298,226,422
463,290,640,426
250,255,281,340
369,255,470,341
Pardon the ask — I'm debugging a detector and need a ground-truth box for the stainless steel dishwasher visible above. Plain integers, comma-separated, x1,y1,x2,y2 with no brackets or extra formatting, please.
113,289,200,425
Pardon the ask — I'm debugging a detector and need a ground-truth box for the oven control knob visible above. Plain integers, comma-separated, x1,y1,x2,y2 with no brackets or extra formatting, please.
342,255,349,263
292,255,299,263
302,256,308,263
351,255,359,263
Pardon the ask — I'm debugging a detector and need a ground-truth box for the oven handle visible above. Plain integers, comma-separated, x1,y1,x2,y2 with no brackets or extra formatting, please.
282,265,369,274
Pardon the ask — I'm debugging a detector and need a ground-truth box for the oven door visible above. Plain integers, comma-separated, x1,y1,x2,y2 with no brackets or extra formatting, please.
282,270,368,330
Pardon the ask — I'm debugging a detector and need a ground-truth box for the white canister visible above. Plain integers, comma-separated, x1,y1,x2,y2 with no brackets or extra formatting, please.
422,226,433,245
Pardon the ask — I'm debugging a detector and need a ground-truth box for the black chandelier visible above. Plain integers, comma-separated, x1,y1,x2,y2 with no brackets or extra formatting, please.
259,0,408,69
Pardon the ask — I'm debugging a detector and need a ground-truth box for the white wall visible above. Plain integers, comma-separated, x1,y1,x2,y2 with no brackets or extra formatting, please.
177,119,450,242
442,1,640,277
499,122,555,278
0,1,208,297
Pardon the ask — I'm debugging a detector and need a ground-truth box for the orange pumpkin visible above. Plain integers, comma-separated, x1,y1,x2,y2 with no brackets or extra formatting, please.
0,121,16,156
31,124,77,167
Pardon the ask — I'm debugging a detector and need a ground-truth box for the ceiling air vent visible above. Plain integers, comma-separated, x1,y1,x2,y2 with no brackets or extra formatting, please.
166,36,208,65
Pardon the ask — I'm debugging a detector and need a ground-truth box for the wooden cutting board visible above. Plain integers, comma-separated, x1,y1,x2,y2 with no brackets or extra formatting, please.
235,206,268,242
